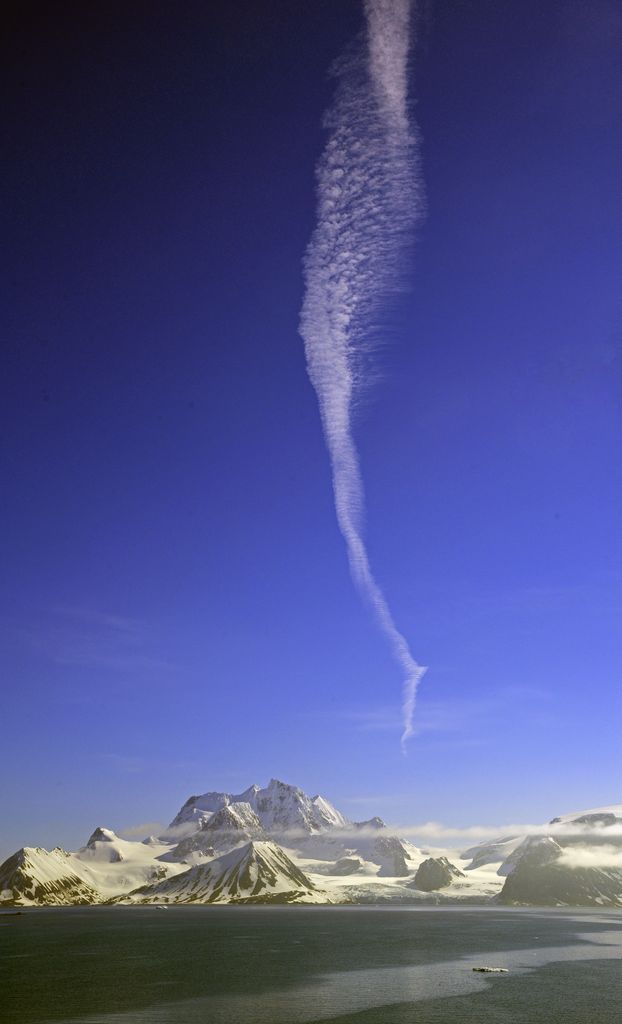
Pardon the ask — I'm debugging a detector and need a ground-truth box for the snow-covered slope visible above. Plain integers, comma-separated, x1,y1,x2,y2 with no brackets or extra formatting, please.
0,828,189,906
70,827,187,897
203,802,265,843
549,804,622,826
0,847,101,906
118,840,328,904
461,835,524,871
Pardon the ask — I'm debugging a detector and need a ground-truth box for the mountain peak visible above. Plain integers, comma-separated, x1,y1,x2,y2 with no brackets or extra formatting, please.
119,839,326,905
168,779,350,837
238,784,260,800
204,803,264,838
0,846,101,906
354,816,386,830
86,827,117,846
267,778,301,794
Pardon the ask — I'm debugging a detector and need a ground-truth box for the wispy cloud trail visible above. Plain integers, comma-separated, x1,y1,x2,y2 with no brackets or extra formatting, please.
300,0,425,750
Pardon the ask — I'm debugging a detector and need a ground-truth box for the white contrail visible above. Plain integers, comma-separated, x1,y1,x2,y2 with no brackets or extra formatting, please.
300,0,426,751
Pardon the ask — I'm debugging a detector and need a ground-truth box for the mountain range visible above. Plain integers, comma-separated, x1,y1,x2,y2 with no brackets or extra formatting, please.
2,778,621,908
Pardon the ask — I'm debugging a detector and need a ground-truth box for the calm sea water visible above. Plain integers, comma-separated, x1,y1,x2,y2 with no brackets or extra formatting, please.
2,906,622,1023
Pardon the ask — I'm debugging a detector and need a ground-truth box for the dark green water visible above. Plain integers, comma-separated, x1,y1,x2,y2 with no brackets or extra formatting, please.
2,906,622,1023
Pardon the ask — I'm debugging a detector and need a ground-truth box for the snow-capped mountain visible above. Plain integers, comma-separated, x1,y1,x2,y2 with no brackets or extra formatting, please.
0,829,187,905
0,847,100,906
202,802,265,843
118,840,327,905
549,805,622,829
461,804,622,907
499,835,622,907
166,779,349,837
164,803,265,864
497,808,622,906
1,783,620,908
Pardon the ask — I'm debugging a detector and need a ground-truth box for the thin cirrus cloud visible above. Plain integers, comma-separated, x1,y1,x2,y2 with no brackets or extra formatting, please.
299,0,426,750
338,686,553,739
18,606,176,676
118,821,166,839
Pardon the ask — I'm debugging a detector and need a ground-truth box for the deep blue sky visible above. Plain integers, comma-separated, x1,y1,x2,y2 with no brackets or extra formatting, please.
2,0,621,859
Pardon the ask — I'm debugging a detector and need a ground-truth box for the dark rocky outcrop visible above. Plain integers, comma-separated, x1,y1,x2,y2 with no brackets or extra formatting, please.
413,856,466,891
332,857,363,876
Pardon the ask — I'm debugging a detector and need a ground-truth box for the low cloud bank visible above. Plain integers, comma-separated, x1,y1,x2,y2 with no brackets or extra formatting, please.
559,844,622,869
265,818,622,851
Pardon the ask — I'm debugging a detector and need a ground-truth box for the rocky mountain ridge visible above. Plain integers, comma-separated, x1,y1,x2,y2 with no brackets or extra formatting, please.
2,781,621,908
166,778,350,837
